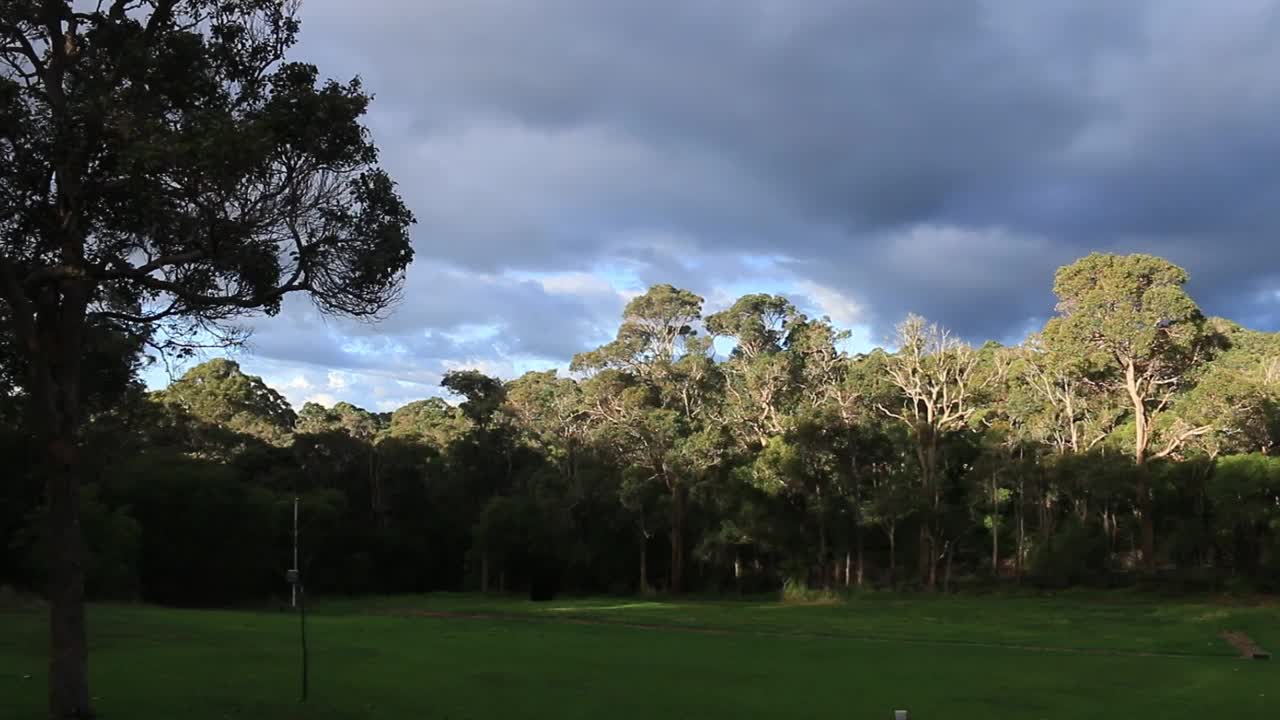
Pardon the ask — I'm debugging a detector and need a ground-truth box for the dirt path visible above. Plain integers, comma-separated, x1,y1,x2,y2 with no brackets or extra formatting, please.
1220,631,1271,659
374,608,1238,660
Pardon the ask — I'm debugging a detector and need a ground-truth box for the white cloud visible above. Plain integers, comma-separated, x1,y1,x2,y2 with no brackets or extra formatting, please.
440,357,518,379
537,271,618,297
304,393,339,408
796,280,866,327
281,375,314,392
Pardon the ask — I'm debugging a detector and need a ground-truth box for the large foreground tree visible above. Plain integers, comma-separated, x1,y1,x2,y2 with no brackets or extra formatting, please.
0,2,414,716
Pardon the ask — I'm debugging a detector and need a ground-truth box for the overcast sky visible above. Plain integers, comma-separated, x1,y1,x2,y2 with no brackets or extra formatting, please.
145,0,1280,411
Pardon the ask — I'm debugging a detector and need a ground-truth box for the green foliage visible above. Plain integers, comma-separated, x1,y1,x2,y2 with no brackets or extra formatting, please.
442,370,508,427
7,252,1280,613
106,450,279,605
1029,520,1112,588
1043,253,1217,460
153,359,296,446
705,293,797,359
15,486,140,601
780,577,842,603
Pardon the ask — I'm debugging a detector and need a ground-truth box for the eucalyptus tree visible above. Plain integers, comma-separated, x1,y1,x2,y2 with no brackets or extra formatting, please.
389,397,470,448
1175,322,1280,459
0,2,414,712
295,400,384,522
856,421,917,585
1042,254,1216,568
879,314,980,588
705,294,798,449
503,370,589,492
154,358,295,449
572,284,718,593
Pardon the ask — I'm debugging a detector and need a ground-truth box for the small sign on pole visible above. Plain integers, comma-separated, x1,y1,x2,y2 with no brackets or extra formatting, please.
894,711,910,720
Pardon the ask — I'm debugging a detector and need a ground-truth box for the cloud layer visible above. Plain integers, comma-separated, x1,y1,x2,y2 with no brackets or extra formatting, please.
149,0,1280,409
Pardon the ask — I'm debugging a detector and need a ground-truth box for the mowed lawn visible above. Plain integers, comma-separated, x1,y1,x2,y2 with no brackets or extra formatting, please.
1,593,1276,719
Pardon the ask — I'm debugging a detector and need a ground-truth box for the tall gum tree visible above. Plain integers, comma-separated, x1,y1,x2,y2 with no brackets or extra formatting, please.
1042,253,1214,570
572,284,714,594
0,3,414,716
705,293,798,450
879,314,979,589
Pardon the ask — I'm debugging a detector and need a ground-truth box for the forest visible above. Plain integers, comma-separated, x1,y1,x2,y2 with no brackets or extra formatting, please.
4,252,1278,604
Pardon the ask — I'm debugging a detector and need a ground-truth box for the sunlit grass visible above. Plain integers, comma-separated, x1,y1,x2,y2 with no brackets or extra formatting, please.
1,593,1275,719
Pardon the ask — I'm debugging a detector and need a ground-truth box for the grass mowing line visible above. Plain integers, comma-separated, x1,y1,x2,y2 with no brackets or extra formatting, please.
374,607,1241,660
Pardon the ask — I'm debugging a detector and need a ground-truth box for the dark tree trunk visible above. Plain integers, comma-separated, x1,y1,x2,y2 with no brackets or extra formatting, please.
46,432,90,720
927,538,938,590
887,524,897,587
1135,465,1156,571
733,546,743,594
943,541,954,592
817,497,828,589
27,283,93,720
639,536,649,593
918,524,931,586
669,485,687,594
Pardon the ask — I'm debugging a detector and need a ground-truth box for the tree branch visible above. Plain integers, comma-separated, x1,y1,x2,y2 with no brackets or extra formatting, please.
1151,425,1213,460
0,253,39,356
0,22,45,75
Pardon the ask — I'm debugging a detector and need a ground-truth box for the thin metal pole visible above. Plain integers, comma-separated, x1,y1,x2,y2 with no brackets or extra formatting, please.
291,496,299,609
299,581,309,702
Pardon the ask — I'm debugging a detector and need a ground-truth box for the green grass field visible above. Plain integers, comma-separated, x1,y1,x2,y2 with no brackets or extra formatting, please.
1,592,1276,719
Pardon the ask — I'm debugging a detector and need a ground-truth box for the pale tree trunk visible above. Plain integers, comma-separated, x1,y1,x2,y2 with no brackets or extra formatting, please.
855,526,865,588
1066,391,1080,454
1124,361,1156,570
844,550,851,588
991,472,1000,575
943,541,954,592
1102,505,1117,559
1016,489,1026,578
927,535,938,590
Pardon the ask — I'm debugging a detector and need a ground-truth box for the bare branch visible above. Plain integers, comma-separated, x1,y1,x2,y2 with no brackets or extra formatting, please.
1151,424,1214,460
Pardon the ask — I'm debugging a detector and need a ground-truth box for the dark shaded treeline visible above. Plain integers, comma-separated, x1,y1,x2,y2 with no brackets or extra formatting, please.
3,254,1280,603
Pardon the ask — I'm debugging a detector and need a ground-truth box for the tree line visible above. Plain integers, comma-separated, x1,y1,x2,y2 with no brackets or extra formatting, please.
4,252,1278,604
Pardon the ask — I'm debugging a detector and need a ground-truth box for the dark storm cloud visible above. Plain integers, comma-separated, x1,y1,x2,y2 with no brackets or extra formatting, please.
266,0,1280,377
